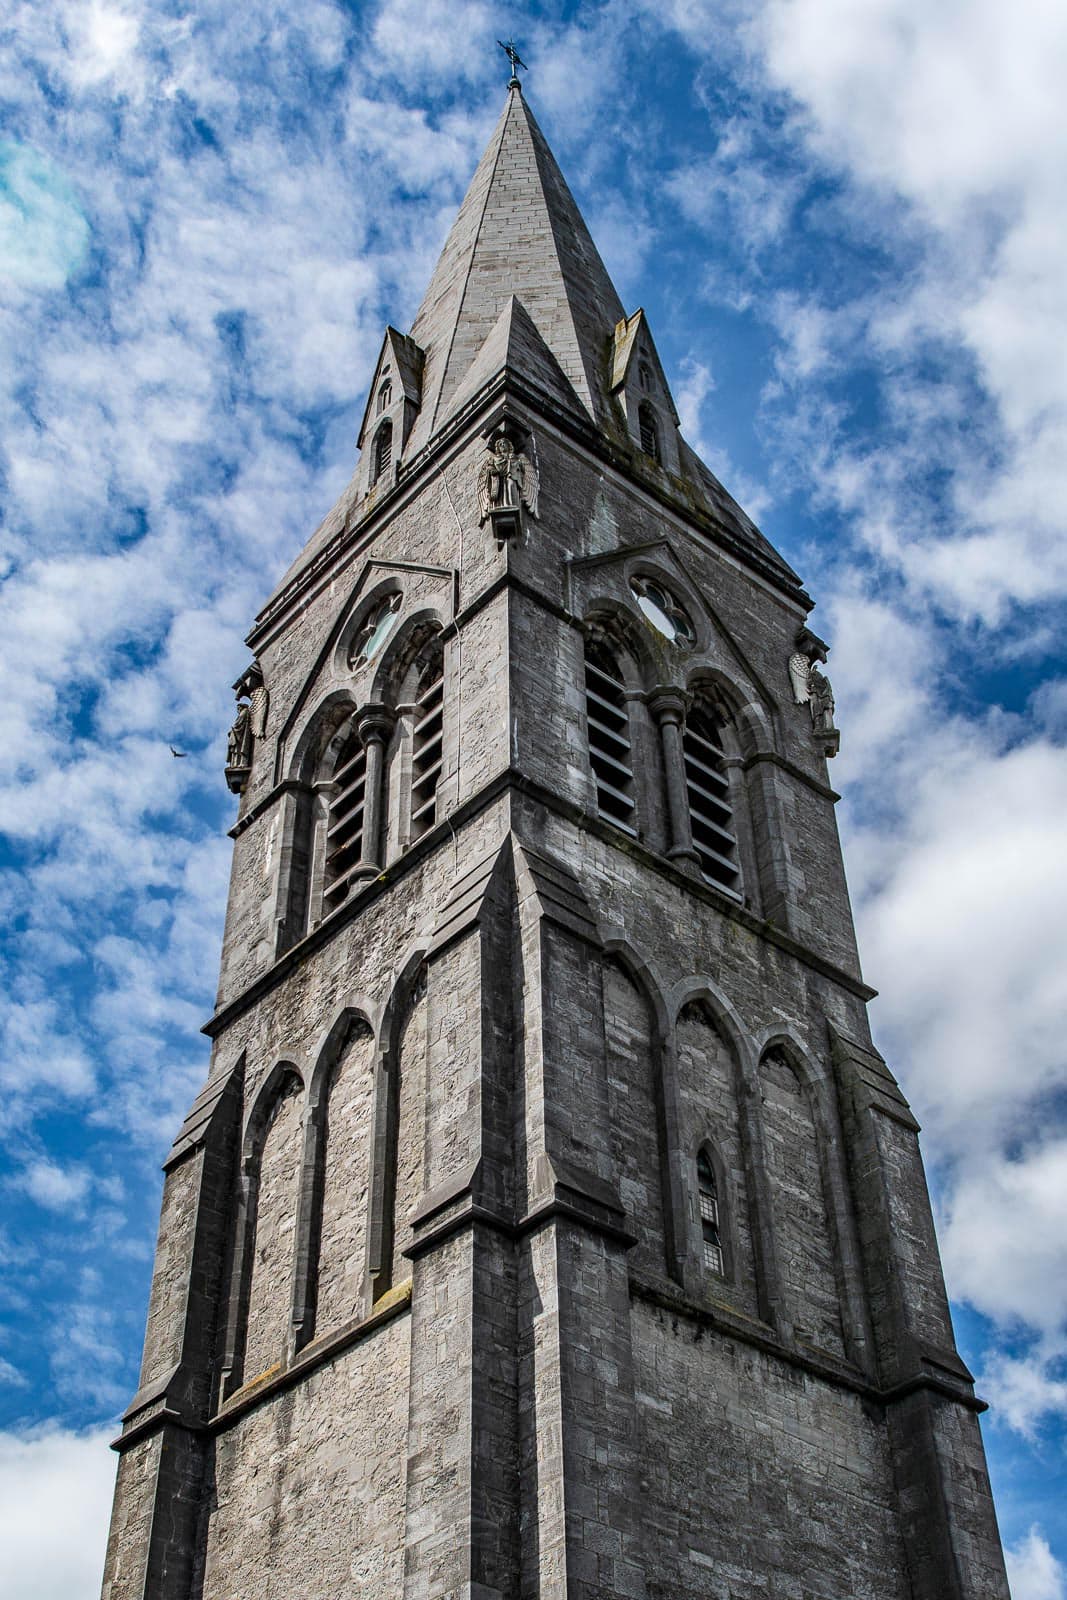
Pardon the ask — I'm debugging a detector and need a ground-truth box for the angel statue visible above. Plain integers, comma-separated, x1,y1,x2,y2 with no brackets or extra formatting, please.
477,433,539,526
787,631,839,755
788,647,815,707
808,662,835,734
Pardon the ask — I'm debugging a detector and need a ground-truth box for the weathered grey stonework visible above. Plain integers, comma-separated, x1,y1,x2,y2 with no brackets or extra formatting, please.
101,81,1010,1600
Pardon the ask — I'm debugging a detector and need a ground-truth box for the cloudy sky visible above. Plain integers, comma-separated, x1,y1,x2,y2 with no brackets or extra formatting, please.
1,0,1065,1594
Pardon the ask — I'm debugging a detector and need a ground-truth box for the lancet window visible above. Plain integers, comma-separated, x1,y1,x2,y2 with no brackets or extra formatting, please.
372,418,393,483
639,401,660,463
584,639,636,833
683,698,740,892
376,378,392,413
697,1147,725,1276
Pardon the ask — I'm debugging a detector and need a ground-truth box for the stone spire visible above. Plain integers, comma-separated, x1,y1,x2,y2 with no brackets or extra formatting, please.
404,83,626,451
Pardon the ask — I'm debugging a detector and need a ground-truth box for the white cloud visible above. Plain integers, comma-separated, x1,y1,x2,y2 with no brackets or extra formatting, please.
1007,1527,1067,1600
13,1159,93,1214
980,1349,1067,1441
0,1425,115,1600
0,142,90,289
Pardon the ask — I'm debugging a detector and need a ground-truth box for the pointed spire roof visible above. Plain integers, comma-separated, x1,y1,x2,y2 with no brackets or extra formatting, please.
404,84,625,452
256,85,806,620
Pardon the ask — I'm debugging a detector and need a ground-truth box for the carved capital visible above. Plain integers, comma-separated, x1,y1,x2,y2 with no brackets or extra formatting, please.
647,687,688,727
355,703,395,746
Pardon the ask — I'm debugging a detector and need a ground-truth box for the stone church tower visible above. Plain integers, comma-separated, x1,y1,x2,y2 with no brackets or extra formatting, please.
101,82,1010,1600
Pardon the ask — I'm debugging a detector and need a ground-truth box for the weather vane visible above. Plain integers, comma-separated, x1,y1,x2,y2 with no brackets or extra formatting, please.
497,37,528,85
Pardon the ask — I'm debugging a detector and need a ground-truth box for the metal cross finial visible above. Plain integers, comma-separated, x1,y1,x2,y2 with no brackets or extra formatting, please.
497,37,528,85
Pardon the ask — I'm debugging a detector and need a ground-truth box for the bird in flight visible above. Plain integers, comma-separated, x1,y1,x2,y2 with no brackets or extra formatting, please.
169,746,189,758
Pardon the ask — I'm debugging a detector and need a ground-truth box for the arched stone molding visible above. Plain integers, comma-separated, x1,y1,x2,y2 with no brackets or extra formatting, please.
599,927,684,1285
288,998,381,1352
367,941,430,1307
755,1029,874,1374
368,605,446,706
684,665,774,763
582,597,661,690
220,1057,307,1400
666,977,782,1327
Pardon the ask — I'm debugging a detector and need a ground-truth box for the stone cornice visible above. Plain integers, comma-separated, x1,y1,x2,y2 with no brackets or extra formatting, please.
204,770,874,1042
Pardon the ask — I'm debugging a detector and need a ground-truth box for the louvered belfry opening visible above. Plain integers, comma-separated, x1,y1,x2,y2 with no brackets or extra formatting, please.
410,640,444,840
584,638,636,833
373,418,393,483
697,1148,724,1275
324,723,367,909
683,698,740,892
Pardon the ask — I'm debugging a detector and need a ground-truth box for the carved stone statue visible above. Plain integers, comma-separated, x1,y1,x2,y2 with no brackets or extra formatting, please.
225,662,268,793
788,649,814,707
227,701,253,770
787,629,839,756
808,662,835,734
477,433,539,526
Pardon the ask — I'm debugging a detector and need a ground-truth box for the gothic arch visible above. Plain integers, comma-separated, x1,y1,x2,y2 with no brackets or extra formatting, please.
667,979,779,1321
221,1059,306,1397
367,942,430,1304
275,693,361,953
684,665,774,763
287,688,359,786
755,1034,849,1358
241,1057,307,1162
754,1029,873,1371
599,930,684,1284
667,975,755,1077
291,1003,381,1345
582,604,664,842
368,606,446,705
683,668,781,912
582,599,658,689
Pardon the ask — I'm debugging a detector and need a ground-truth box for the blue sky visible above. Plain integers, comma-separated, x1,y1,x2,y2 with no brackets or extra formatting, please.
1,1,1065,1594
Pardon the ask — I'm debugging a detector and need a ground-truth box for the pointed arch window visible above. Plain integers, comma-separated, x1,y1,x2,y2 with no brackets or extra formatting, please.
409,637,444,840
683,698,740,892
324,723,367,911
376,378,392,414
639,361,652,392
639,401,660,463
697,1148,724,1276
584,639,636,833
372,418,393,484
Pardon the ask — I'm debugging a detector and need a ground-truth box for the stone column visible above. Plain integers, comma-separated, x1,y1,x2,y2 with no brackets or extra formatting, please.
649,689,698,863
353,706,393,881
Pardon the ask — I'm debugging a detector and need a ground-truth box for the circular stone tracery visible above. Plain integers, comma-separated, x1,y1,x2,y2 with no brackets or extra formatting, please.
630,577,696,647
347,594,402,670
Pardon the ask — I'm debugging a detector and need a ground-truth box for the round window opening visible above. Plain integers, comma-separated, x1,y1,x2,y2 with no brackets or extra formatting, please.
348,594,401,669
630,578,696,647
